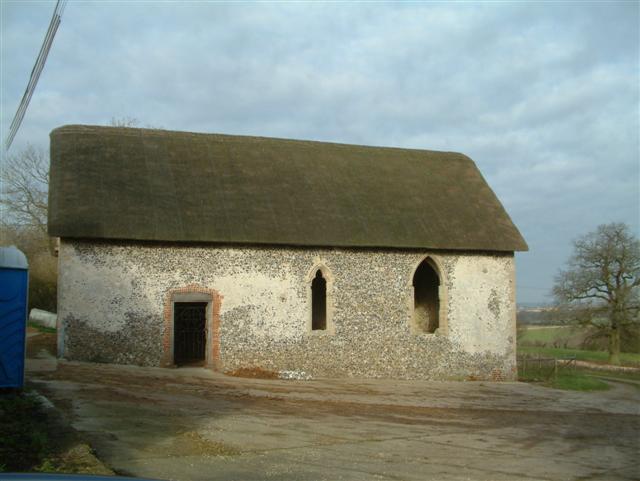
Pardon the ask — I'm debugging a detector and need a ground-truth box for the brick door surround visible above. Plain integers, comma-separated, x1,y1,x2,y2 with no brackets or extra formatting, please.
162,284,222,369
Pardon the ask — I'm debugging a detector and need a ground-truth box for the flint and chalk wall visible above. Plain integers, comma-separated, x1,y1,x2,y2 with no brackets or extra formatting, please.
57,239,517,380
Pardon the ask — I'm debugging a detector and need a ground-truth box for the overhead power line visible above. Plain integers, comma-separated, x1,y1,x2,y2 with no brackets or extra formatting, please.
4,0,68,151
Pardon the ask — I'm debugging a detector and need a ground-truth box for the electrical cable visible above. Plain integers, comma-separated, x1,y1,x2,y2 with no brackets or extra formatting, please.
5,0,67,150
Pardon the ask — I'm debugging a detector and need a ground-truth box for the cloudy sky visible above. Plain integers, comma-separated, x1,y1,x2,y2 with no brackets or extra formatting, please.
1,1,638,304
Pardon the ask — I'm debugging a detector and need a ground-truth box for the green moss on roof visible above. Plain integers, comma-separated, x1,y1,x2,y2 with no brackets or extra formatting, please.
48,125,527,252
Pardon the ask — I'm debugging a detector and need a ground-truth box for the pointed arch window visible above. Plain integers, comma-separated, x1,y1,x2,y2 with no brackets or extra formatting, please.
311,270,327,330
412,259,440,333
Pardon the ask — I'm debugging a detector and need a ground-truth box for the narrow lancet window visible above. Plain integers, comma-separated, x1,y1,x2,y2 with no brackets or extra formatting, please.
413,260,440,333
311,270,327,330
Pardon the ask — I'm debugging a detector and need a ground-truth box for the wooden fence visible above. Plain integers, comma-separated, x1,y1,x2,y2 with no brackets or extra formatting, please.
517,355,577,381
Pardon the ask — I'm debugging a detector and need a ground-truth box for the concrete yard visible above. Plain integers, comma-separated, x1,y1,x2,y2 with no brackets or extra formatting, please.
27,338,639,481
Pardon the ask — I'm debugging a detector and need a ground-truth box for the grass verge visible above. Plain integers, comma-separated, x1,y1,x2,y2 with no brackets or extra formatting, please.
28,322,56,334
0,389,112,474
0,390,50,471
552,372,610,391
518,368,610,391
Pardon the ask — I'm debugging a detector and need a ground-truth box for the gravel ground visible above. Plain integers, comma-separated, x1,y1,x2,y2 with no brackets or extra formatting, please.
26,333,640,481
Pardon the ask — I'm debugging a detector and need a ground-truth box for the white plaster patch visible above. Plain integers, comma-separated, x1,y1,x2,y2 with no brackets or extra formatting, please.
447,255,515,354
58,247,139,333
213,273,303,339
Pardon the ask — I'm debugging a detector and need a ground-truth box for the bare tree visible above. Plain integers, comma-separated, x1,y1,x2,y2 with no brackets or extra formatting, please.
553,223,640,364
109,116,164,130
109,116,139,127
1,145,58,310
0,145,49,235
1,116,141,232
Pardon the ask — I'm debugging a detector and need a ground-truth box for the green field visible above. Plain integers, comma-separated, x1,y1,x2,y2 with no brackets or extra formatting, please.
517,346,640,367
516,325,640,390
517,325,578,345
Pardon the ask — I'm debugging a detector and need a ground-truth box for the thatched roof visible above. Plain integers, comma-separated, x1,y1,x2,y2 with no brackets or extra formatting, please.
48,125,527,252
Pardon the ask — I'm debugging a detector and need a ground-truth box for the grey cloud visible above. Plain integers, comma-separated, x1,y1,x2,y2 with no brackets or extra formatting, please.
1,1,637,303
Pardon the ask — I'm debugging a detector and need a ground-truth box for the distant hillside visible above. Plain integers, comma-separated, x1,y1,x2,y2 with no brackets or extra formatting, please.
517,305,556,325
517,302,552,310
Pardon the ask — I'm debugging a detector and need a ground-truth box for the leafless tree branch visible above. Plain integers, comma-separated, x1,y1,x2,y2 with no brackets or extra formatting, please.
553,223,640,364
1,145,49,235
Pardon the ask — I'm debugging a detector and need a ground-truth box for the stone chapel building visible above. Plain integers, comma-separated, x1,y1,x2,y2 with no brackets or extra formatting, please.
48,125,527,380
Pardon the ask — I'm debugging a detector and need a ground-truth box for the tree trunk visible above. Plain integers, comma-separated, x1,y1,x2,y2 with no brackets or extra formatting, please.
608,327,621,365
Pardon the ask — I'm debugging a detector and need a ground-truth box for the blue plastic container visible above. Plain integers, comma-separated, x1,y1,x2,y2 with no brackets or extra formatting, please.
0,246,29,388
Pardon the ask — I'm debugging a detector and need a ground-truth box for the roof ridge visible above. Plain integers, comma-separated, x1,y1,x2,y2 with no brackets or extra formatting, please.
50,124,467,158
